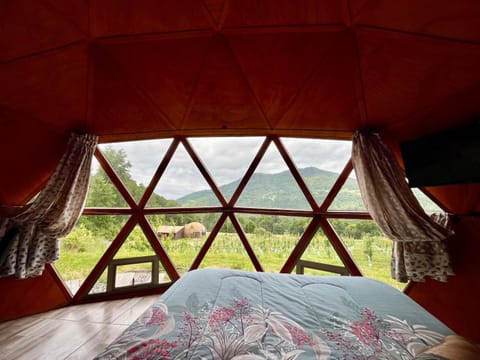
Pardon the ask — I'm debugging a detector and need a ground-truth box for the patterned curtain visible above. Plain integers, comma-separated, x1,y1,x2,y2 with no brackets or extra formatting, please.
0,133,98,278
351,131,454,282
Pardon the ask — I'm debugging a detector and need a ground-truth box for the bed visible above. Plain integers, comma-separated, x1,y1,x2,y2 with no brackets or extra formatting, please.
94,269,453,359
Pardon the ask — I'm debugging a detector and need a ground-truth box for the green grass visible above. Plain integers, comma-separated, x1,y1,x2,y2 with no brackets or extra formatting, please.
55,232,406,293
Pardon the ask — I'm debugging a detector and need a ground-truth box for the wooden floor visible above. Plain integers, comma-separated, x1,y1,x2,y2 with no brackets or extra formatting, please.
0,295,159,360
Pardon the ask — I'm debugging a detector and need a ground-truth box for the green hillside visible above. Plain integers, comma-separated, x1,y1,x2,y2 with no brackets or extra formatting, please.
177,166,441,212
178,167,365,210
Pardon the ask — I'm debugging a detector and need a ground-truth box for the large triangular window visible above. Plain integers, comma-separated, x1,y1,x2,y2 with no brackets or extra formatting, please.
55,135,440,300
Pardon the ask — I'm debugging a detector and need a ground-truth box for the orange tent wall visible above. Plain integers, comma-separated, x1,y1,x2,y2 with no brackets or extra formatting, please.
0,134,71,321
0,265,70,322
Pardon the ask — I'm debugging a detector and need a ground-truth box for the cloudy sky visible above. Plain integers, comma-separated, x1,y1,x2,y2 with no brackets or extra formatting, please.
96,137,353,200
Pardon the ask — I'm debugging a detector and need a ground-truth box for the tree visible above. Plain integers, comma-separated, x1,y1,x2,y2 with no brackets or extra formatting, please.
237,216,256,234
288,218,309,235
102,147,132,182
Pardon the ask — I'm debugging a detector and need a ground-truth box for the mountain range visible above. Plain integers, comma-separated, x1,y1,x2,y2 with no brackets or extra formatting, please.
177,167,365,210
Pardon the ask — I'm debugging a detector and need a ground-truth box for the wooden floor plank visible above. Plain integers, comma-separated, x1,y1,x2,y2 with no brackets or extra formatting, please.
38,298,132,323
64,324,129,359
0,315,43,340
0,319,102,360
0,295,159,360
112,295,158,325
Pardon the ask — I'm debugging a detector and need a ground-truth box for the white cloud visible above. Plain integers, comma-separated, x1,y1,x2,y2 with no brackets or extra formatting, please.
189,137,265,184
281,138,351,173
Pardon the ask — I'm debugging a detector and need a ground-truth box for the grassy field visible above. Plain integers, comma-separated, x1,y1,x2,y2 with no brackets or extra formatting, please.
55,229,406,293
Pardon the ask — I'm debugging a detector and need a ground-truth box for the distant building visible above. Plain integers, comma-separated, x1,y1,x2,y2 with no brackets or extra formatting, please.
157,226,184,240
157,222,206,240
183,222,207,238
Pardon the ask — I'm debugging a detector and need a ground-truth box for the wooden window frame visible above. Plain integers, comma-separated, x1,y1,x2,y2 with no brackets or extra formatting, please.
67,135,376,304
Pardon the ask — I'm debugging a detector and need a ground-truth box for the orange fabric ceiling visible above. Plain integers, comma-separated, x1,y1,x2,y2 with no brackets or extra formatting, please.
2,0,480,138
1,0,480,210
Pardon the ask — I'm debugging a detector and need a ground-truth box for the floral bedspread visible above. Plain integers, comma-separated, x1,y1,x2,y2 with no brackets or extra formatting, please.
95,269,452,359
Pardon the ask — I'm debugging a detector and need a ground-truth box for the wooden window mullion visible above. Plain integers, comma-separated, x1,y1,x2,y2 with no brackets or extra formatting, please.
182,137,228,207
281,216,322,273
138,216,180,281
320,159,353,211
318,217,362,276
138,138,180,209
229,214,263,272
95,148,138,209
190,213,228,270
228,137,271,207
273,137,319,211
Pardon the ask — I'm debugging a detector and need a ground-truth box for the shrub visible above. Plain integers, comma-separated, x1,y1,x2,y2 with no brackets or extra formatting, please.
62,224,97,252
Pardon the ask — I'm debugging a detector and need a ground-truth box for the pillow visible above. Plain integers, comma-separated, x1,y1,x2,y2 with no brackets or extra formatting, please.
415,335,480,360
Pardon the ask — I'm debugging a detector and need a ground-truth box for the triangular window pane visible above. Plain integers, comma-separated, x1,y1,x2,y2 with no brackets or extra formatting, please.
146,213,220,276
99,139,172,203
299,227,344,275
187,137,264,201
200,218,256,271
244,214,305,272
113,225,172,287
55,215,129,295
85,157,130,208
412,188,443,213
236,144,310,209
148,143,221,207
87,225,172,294
328,175,366,211
329,219,406,291
281,138,352,207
